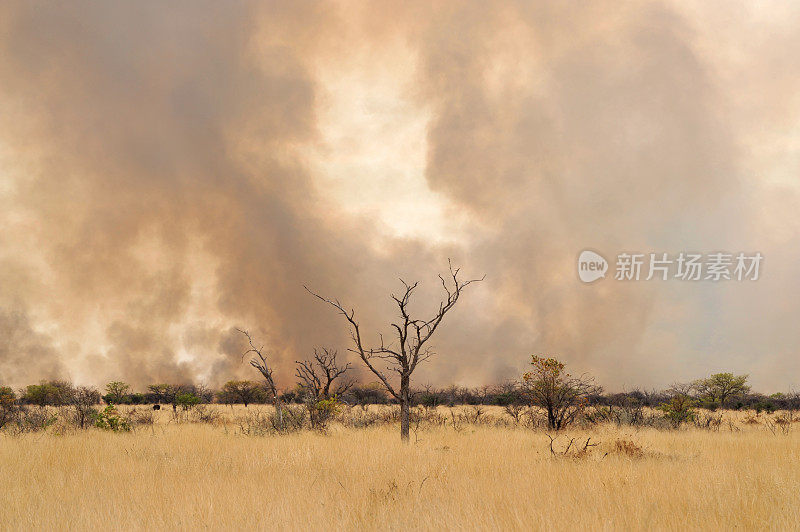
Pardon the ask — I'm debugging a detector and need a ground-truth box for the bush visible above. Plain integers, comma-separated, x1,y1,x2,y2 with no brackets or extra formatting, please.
277,405,307,432
95,405,131,432
129,393,147,405
307,395,340,430
191,404,221,424
753,401,776,414
71,386,101,429
175,392,200,411
14,407,58,433
127,407,155,426
418,392,442,408
659,396,696,427
236,406,307,436
523,355,599,430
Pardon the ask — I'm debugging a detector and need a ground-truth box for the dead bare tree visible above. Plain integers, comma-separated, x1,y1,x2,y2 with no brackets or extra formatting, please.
295,348,353,429
295,348,354,401
237,328,284,430
306,260,484,441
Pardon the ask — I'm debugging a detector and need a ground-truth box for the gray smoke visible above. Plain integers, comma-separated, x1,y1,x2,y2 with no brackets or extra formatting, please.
0,1,798,392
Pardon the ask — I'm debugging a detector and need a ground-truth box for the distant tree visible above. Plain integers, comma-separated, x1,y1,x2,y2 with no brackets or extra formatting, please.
148,384,177,406
104,381,131,404
71,386,101,429
418,385,443,408
694,373,750,408
192,383,215,404
220,380,261,407
0,386,15,408
491,381,524,407
307,261,484,441
23,381,75,407
0,386,18,429
522,356,600,430
129,393,147,405
22,385,47,407
787,392,800,420
296,348,354,401
175,392,200,411
344,383,389,405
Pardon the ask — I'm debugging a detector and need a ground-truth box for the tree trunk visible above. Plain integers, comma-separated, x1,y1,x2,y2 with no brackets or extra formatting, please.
275,397,284,431
547,405,556,430
400,374,410,442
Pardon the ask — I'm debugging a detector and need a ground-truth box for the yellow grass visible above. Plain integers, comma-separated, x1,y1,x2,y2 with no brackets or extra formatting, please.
1,406,799,531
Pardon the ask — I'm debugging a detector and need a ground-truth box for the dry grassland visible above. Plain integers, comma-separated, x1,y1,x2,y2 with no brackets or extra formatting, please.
1,406,798,531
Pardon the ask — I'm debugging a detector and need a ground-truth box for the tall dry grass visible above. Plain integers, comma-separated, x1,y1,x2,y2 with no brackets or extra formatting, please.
1,406,798,530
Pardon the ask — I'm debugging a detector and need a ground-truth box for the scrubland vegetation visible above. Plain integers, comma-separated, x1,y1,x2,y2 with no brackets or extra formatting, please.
1,362,799,530
2,270,798,529
1,403,799,530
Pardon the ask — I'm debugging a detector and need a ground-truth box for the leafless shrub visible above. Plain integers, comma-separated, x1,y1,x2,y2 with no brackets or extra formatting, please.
418,408,447,427
466,406,484,424
450,411,463,432
774,414,793,428
191,404,221,425
7,406,57,434
546,433,598,459
504,403,524,424
127,407,155,426
70,386,101,429
521,407,547,429
338,405,381,429
237,410,274,436
765,416,790,435
693,412,723,431
237,405,307,435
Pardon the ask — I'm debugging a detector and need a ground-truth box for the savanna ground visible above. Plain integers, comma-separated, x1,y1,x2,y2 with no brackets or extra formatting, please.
1,405,799,531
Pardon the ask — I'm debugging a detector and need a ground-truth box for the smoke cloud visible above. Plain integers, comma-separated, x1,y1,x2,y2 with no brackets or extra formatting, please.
1,1,799,392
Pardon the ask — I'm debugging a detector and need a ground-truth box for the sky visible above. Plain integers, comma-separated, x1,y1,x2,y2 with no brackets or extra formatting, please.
1,0,799,392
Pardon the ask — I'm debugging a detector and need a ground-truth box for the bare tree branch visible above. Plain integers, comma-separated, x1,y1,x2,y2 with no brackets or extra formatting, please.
306,260,484,441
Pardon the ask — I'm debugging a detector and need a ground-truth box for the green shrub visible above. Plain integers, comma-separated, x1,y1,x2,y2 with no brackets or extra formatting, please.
658,396,696,427
308,395,340,429
175,392,201,411
95,405,131,432
753,401,776,414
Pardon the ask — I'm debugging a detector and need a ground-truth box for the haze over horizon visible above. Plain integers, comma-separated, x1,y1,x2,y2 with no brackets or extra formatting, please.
1,1,800,393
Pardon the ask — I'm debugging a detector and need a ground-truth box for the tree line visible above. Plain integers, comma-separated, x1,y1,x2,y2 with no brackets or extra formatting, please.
2,369,796,415
2,261,798,439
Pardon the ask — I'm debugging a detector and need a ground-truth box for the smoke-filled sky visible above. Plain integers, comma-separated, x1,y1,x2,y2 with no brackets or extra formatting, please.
1,1,799,392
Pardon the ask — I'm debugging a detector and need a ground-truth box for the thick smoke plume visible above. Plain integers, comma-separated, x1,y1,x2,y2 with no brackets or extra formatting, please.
1,1,799,391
